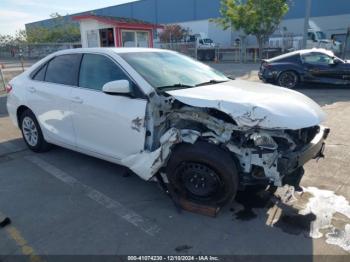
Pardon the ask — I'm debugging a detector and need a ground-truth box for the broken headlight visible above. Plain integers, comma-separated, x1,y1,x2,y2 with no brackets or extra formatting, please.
251,133,278,150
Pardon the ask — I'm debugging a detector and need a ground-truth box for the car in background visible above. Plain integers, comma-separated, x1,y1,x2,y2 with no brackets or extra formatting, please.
259,48,350,88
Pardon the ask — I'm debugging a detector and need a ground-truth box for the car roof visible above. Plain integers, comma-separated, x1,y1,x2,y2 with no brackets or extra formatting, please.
52,47,173,56
266,48,335,62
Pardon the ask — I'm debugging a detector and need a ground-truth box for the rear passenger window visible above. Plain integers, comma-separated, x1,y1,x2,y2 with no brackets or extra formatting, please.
45,54,82,86
79,54,128,91
33,64,47,81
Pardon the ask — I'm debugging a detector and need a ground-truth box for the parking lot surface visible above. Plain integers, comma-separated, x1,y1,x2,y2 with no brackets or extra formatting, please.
0,64,350,257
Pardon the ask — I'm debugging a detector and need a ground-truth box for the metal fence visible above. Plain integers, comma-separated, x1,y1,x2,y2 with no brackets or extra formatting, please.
0,43,81,60
156,41,282,63
0,68,6,92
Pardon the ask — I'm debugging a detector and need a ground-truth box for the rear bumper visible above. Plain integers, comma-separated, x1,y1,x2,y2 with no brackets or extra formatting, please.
258,70,275,83
278,126,330,181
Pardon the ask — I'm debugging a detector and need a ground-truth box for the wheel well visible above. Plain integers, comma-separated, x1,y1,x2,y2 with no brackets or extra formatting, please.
16,105,31,127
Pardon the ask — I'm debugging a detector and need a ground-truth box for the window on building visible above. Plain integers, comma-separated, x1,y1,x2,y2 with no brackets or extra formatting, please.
121,30,150,47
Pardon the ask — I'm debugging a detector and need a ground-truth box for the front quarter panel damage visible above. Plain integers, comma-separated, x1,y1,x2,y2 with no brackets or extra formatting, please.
121,91,329,189
121,128,200,180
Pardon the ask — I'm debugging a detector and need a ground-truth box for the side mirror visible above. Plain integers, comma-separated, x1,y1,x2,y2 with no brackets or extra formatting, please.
330,58,341,66
334,58,342,64
102,80,131,95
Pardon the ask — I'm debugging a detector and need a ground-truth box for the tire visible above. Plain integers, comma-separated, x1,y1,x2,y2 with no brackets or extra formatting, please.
19,109,51,153
165,141,239,206
277,71,299,89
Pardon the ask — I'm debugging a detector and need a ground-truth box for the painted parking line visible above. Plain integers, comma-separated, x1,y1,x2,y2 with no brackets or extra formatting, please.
0,212,44,262
25,155,161,236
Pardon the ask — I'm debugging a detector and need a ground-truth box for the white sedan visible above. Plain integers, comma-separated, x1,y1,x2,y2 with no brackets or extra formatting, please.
6,48,329,206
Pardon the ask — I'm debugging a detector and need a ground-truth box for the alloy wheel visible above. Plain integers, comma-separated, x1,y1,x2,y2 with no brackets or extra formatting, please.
22,116,39,147
278,72,298,88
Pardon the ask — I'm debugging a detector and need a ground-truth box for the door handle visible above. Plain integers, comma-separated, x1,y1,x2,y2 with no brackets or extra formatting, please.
308,68,319,73
28,86,36,93
71,96,83,104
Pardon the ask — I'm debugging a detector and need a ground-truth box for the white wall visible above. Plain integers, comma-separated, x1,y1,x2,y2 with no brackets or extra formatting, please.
208,21,232,47
177,20,209,36
279,14,350,37
79,19,115,48
172,14,350,48
176,19,233,46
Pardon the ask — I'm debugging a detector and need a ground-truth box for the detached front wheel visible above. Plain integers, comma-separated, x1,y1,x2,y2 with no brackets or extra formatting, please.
166,141,238,206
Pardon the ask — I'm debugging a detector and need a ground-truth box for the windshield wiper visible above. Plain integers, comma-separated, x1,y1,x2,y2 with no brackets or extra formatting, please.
156,83,195,91
195,79,229,87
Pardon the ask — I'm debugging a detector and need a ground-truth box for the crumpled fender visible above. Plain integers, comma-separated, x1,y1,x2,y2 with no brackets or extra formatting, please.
121,128,200,180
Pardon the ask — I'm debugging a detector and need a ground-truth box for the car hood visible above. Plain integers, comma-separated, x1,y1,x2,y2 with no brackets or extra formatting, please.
166,80,325,130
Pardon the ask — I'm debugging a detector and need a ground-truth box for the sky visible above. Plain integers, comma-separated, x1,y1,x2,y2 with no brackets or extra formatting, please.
0,0,139,35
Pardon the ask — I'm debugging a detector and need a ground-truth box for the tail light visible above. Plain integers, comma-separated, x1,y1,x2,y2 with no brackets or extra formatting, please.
5,83,13,93
262,62,273,69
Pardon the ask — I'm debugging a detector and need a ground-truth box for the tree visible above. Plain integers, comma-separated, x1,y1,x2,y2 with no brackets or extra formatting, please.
0,30,27,47
26,13,80,43
215,0,289,58
159,24,187,43
26,25,80,43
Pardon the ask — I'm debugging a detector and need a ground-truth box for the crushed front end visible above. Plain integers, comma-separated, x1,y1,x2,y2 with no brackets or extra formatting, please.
233,125,330,188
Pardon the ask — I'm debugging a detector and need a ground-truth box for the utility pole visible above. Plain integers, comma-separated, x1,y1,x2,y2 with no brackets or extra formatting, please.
302,0,312,49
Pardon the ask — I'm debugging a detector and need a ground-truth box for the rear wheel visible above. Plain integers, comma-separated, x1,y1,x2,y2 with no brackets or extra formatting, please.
277,71,299,89
20,109,51,152
166,141,238,206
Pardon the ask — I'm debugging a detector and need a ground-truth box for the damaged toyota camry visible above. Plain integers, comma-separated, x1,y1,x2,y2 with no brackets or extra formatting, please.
6,48,330,207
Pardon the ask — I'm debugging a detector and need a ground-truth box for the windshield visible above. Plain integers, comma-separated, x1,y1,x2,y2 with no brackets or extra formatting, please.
119,51,228,90
316,31,327,40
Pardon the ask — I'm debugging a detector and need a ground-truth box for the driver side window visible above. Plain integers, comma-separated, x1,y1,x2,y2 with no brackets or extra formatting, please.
302,53,332,65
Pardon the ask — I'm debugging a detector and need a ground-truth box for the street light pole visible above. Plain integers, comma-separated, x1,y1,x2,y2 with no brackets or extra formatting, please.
303,0,312,49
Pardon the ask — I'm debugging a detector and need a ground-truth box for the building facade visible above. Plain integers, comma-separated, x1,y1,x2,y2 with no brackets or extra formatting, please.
73,15,162,48
26,0,350,47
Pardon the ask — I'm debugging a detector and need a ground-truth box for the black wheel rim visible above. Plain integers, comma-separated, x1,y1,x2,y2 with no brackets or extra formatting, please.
177,162,222,199
279,72,297,88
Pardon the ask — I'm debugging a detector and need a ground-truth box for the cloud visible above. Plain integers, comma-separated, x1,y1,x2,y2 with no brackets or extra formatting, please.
0,10,43,35
9,0,82,13
0,0,140,35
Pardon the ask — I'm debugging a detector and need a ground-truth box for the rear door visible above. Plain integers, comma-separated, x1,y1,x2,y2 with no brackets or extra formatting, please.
27,54,81,146
70,53,147,160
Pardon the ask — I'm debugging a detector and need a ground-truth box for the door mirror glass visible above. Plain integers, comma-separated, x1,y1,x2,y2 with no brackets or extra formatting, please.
102,80,131,94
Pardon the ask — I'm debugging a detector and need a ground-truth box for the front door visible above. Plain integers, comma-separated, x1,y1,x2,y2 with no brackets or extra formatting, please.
70,53,147,160
99,28,115,47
